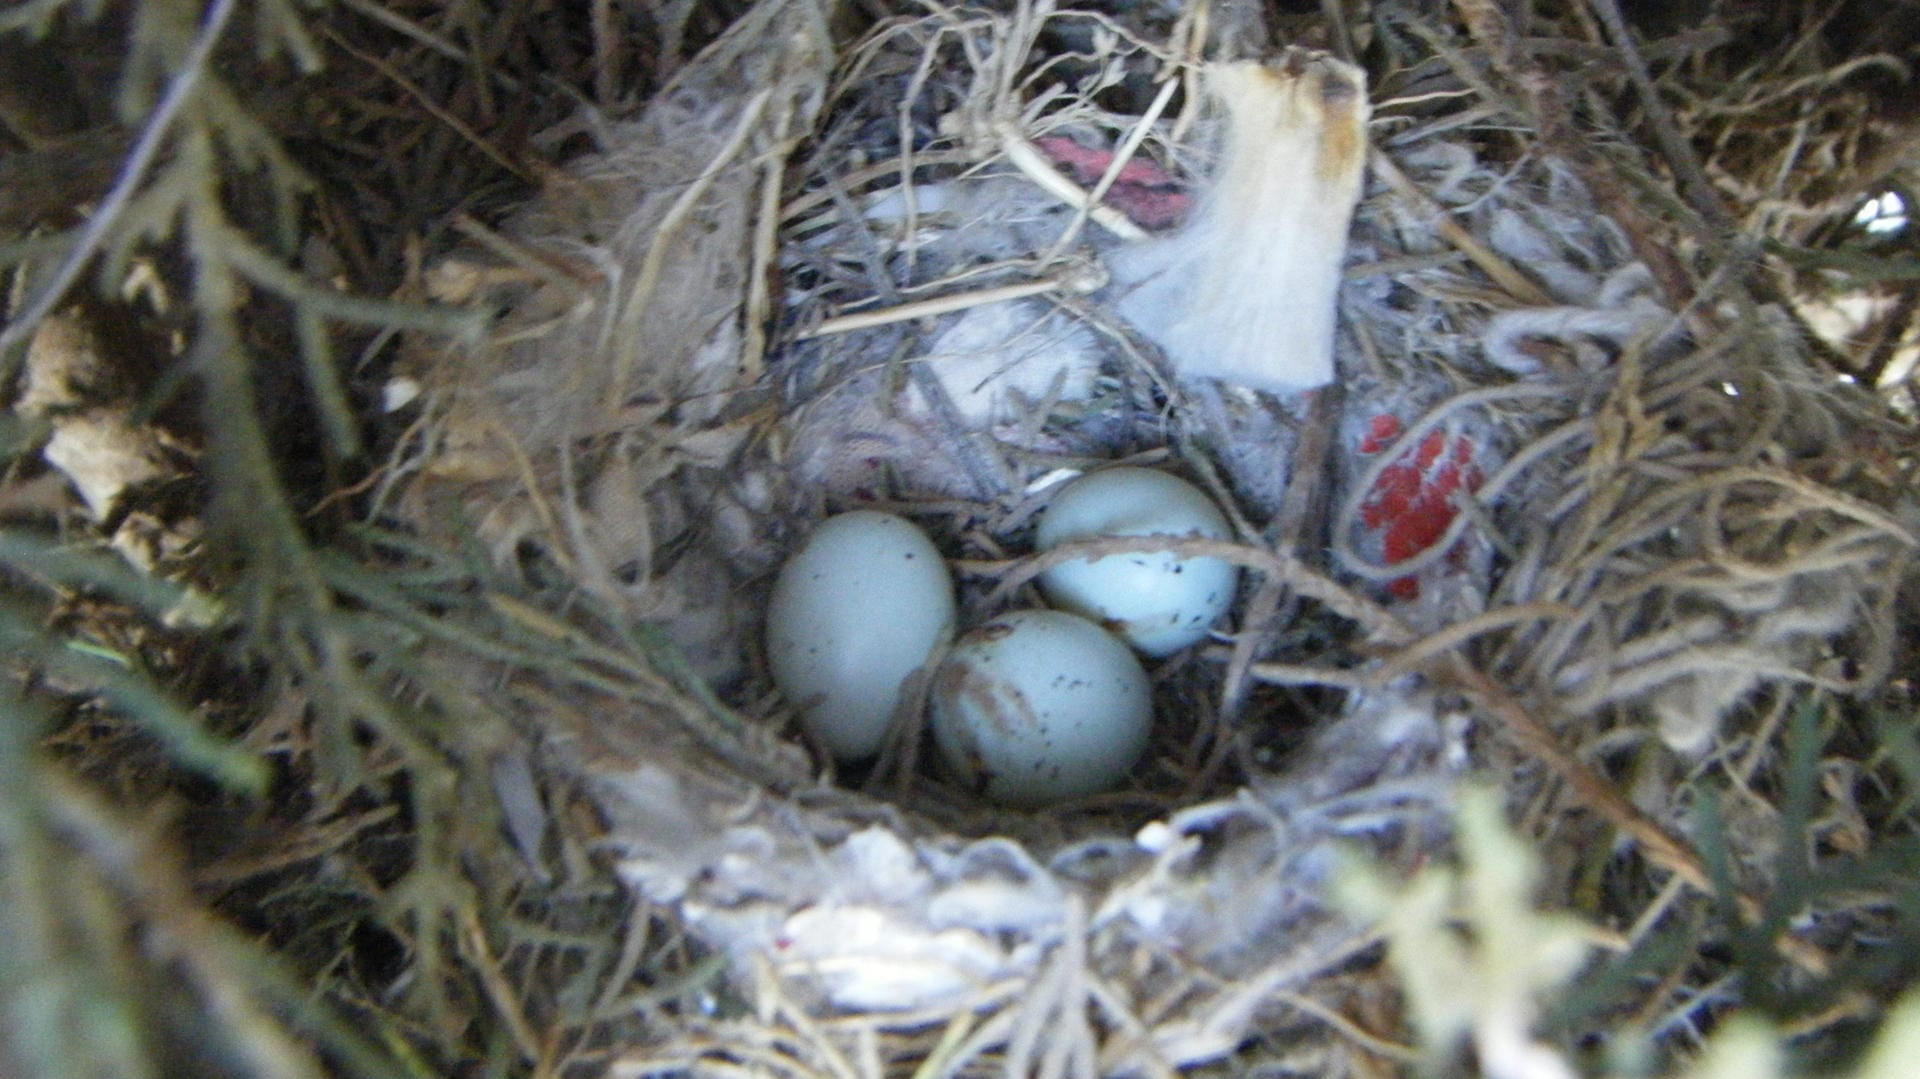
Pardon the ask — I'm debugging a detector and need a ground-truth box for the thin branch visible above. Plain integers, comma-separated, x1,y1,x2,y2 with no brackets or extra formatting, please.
0,0,239,357
1585,0,1734,233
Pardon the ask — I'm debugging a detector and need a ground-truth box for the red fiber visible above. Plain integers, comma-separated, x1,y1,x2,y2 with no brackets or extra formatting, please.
1357,413,1482,600
1033,136,1192,230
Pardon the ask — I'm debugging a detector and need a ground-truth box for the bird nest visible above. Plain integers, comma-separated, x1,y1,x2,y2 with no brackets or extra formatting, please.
9,0,1920,1076
376,0,1920,1073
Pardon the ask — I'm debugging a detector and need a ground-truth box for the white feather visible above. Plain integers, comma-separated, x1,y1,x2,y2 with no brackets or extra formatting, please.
1115,52,1370,394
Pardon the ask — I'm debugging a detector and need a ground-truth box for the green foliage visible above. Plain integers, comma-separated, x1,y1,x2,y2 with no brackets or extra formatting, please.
0,0,728,1064
1345,746,1920,1079
1340,785,1595,1078
0,0,512,1075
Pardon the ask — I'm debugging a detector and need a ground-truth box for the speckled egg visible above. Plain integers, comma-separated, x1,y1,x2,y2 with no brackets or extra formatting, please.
765,511,955,761
1034,467,1239,656
930,609,1151,806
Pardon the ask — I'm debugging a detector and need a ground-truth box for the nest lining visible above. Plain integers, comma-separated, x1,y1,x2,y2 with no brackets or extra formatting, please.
384,0,1918,1072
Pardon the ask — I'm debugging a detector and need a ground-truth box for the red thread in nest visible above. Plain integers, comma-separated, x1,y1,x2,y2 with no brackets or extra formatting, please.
1034,136,1192,230
1357,413,1482,600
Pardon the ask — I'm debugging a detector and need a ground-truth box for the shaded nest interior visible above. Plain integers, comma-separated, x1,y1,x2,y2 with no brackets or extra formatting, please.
6,0,1920,1076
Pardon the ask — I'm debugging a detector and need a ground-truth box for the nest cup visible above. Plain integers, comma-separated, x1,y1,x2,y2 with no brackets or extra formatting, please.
394,0,1917,1072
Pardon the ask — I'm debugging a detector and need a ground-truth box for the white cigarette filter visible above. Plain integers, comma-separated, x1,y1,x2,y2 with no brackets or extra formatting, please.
1113,49,1370,395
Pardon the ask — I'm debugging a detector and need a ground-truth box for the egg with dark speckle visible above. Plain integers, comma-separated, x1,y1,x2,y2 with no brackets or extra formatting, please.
1035,467,1239,656
930,609,1151,806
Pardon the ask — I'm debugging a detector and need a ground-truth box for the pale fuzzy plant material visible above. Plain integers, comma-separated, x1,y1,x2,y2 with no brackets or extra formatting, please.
1338,786,1593,1079
1115,49,1371,394
1607,986,1920,1079
1686,1019,1784,1079
1346,797,1920,1079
